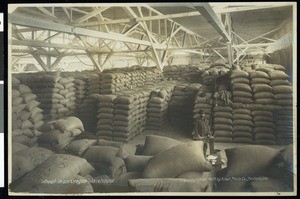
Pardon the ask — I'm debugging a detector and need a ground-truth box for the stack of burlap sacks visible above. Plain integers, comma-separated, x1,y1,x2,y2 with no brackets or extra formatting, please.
213,89,234,143
100,72,127,94
77,94,100,133
12,116,96,193
201,63,230,85
230,70,255,143
121,135,214,192
193,85,214,125
146,83,175,130
143,67,164,85
12,117,130,194
65,138,128,180
99,67,163,94
269,69,293,144
37,117,84,153
61,71,89,109
96,94,116,140
112,89,151,142
15,71,76,122
11,152,94,193
12,76,44,147
216,145,293,192
163,65,206,82
169,83,201,132
249,70,276,145
82,140,126,180
73,73,89,113
229,64,294,145
95,88,151,142
87,73,101,95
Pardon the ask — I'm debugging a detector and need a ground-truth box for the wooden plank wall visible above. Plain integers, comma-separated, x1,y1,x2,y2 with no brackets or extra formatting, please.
266,46,293,81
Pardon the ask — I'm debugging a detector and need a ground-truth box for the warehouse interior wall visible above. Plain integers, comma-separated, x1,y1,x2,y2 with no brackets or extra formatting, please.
266,46,293,81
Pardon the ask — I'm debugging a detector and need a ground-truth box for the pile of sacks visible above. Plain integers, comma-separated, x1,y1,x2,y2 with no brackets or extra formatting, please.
12,145,54,183
100,72,127,94
250,70,275,105
82,140,126,179
12,76,44,147
216,145,293,192
16,71,76,121
146,83,175,130
274,107,293,145
87,73,101,95
11,153,94,193
252,110,276,145
193,85,214,125
64,139,132,193
169,83,201,132
37,117,84,153
252,63,288,72
77,94,100,133
201,63,230,85
96,94,117,140
99,67,163,94
163,65,206,81
269,70,293,107
73,73,89,112
213,90,234,143
232,108,254,144
143,67,164,85
112,89,151,142
124,135,214,192
230,69,253,104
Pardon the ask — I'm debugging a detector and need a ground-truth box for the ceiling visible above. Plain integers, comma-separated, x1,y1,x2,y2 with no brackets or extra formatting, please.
9,3,295,71
153,4,293,42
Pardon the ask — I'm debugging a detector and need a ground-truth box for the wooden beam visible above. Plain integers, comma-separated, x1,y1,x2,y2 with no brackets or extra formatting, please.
227,42,233,66
13,26,49,71
161,26,181,45
62,7,71,21
133,7,163,70
9,13,167,48
194,3,231,41
121,22,140,36
70,8,89,15
212,49,227,62
74,18,132,27
37,7,58,19
15,27,40,32
73,7,109,24
95,12,110,32
20,7,65,24
44,32,61,41
102,52,114,67
78,35,102,72
49,51,68,70
225,13,233,41
12,39,86,50
234,47,248,63
244,28,280,44
146,5,205,38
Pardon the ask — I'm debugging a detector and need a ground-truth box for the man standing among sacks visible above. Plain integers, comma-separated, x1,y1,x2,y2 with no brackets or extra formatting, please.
192,110,214,154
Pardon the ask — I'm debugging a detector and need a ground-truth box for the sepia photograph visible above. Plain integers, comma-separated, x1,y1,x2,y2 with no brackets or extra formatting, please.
7,2,297,196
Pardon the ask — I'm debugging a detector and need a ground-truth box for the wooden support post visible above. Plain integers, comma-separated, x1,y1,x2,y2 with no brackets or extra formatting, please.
227,42,234,68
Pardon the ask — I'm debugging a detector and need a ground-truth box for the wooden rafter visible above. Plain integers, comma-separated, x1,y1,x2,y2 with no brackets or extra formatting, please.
78,35,103,72
13,26,49,71
73,7,109,24
62,7,71,21
194,3,230,42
